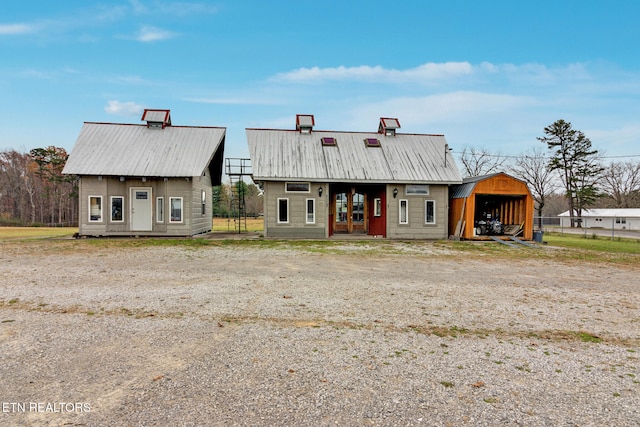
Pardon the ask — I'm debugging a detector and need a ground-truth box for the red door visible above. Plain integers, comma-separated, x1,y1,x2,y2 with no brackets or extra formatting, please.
368,190,386,237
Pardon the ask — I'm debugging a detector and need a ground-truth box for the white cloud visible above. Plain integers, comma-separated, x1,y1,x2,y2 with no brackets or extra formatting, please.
270,61,600,89
346,91,535,127
184,97,279,105
129,0,218,16
273,62,474,83
104,100,144,116
586,124,640,156
0,23,38,35
132,25,178,42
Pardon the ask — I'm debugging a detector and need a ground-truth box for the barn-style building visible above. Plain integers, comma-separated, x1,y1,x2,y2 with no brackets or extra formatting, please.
62,109,225,237
449,172,534,240
247,115,462,239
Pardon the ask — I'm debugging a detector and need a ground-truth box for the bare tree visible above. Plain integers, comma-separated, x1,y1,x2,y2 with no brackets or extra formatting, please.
458,146,507,178
0,147,76,226
599,160,640,208
509,147,559,228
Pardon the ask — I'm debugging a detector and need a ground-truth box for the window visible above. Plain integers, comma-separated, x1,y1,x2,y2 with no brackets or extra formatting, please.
306,198,315,224
201,190,206,215
285,182,310,192
110,196,124,222
364,138,381,147
321,137,337,146
89,196,102,222
616,217,627,224
374,198,382,217
399,199,408,224
278,198,289,223
170,197,183,223
406,184,430,195
156,197,164,223
425,200,436,224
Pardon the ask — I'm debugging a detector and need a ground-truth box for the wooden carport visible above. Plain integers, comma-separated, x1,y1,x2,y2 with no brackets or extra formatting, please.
449,172,534,240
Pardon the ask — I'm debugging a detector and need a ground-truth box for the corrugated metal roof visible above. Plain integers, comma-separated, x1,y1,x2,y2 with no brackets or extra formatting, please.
63,122,226,177
449,182,476,199
246,129,462,184
450,173,503,198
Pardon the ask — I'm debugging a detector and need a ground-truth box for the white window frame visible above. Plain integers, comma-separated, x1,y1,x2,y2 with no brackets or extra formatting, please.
425,200,436,225
277,198,289,224
201,190,206,215
399,199,408,224
374,198,382,217
156,197,164,223
306,198,315,224
285,182,310,193
406,184,430,196
110,196,124,223
169,197,183,223
88,195,103,222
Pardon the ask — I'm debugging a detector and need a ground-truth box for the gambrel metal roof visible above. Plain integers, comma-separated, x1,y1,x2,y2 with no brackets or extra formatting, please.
450,172,530,199
246,128,462,184
63,122,226,177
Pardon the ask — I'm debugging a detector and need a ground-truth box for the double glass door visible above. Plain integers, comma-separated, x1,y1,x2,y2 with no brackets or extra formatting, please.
335,190,366,233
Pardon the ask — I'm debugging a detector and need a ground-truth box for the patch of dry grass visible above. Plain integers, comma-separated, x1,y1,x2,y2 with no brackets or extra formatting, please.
212,217,263,232
0,227,77,240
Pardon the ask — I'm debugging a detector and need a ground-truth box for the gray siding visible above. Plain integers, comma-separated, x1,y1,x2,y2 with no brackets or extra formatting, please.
190,173,213,235
263,181,327,238
386,185,449,239
77,175,211,237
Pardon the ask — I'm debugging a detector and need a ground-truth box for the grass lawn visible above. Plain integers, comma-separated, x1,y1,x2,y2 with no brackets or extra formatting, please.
543,232,640,254
0,227,77,240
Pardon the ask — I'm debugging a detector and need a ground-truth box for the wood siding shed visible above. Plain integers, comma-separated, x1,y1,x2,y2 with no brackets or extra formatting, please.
449,172,534,240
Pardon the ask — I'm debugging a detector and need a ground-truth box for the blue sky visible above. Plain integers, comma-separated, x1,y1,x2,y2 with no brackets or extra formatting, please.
2,0,640,162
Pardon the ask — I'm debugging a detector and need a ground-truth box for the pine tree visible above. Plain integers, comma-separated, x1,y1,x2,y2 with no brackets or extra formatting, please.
538,119,603,227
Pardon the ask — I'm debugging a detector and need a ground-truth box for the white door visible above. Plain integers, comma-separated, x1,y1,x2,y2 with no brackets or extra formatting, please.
131,188,152,231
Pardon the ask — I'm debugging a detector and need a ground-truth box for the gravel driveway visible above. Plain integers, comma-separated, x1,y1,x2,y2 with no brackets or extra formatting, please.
1,240,639,426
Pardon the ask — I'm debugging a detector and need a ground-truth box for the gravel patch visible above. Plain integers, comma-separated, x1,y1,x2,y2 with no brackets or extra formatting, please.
1,242,639,426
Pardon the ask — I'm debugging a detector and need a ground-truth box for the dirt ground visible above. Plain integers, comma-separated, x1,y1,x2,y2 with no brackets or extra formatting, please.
1,240,639,426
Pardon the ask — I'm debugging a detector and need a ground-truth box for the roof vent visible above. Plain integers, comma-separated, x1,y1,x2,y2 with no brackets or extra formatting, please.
378,117,400,136
296,114,315,134
142,109,172,129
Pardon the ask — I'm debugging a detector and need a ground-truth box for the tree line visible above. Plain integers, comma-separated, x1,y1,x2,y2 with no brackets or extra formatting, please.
0,147,77,226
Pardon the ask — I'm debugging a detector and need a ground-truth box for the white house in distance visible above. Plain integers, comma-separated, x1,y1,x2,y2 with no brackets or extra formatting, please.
63,109,226,237
558,208,640,231
247,115,462,239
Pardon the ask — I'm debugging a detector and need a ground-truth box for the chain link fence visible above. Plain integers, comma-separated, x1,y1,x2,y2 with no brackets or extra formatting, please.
535,216,640,240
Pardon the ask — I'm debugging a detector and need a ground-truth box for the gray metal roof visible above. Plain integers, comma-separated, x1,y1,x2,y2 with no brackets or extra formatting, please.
63,122,226,177
449,182,477,199
246,129,462,184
